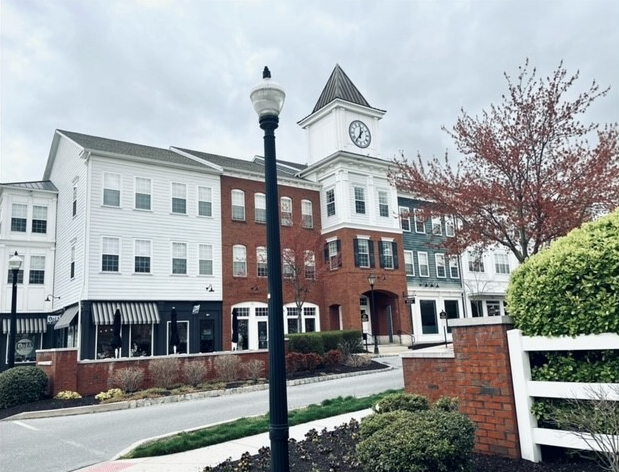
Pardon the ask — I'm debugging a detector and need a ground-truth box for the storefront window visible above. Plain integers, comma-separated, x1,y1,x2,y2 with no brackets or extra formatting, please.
97,325,114,358
12,334,41,363
130,324,152,357
167,321,188,354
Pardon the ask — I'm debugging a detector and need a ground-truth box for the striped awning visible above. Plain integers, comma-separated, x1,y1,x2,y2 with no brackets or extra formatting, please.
91,302,160,325
2,317,47,334
54,305,80,330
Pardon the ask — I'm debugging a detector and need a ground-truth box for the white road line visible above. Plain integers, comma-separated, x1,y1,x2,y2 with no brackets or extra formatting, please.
13,421,39,431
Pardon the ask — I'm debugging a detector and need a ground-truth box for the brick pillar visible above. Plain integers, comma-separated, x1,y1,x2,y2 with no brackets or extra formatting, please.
403,317,520,459
36,348,78,396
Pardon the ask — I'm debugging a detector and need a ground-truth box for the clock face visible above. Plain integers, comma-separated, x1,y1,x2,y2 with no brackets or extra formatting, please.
349,120,371,148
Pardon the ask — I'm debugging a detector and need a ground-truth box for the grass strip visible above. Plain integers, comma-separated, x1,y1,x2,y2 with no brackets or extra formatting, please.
125,389,401,458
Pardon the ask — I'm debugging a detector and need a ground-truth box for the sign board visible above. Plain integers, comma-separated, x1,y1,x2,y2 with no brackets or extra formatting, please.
439,311,448,320
404,297,416,305
47,315,61,324
361,314,369,322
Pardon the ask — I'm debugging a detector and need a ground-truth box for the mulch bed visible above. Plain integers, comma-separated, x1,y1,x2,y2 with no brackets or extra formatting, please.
204,420,607,472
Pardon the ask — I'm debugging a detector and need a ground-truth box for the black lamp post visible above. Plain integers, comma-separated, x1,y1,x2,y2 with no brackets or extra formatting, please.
367,273,379,354
8,251,23,369
440,309,448,347
250,66,289,472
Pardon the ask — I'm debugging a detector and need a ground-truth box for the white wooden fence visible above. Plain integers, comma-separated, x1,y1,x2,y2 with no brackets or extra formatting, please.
507,329,619,462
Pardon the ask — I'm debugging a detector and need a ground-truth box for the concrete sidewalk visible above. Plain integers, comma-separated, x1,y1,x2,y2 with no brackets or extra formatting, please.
76,409,374,472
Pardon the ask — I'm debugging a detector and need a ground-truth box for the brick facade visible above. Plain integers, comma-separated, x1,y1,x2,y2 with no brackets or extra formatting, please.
402,317,520,459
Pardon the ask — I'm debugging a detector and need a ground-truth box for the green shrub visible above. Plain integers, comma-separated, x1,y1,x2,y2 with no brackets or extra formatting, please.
287,333,324,355
287,330,363,355
340,330,364,353
359,410,416,439
55,390,82,400
0,366,49,408
95,388,123,402
507,210,619,337
434,396,460,412
357,409,476,472
374,392,430,414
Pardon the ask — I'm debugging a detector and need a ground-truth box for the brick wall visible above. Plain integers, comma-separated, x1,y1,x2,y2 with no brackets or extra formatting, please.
402,317,520,459
38,349,270,396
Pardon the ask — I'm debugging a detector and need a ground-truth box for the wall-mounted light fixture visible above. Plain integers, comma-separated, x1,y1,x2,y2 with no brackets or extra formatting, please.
45,294,61,302
206,285,215,293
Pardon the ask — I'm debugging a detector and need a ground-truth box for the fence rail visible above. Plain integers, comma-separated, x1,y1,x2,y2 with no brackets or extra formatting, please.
507,329,619,462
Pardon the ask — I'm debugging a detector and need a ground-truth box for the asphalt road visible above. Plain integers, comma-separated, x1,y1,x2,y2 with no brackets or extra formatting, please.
0,356,404,472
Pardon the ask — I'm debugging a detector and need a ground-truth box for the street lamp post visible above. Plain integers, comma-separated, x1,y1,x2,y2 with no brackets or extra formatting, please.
367,273,379,354
440,309,448,347
8,251,23,369
250,66,289,472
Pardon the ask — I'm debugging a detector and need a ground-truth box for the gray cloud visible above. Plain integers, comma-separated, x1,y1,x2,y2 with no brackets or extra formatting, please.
1,0,617,182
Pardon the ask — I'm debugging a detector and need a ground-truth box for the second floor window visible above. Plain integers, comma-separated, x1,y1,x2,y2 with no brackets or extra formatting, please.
199,244,213,276
468,251,485,272
432,216,442,235
495,253,510,274
135,177,152,210
281,197,293,226
29,255,46,284
8,268,24,284
31,206,47,234
354,187,366,214
255,193,266,223
72,185,78,217
103,173,121,207
134,239,151,273
445,216,456,237
282,249,295,278
400,207,411,232
102,237,120,272
304,250,315,279
414,209,426,233
70,245,76,279
378,191,389,217
11,203,27,232
354,238,374,268
198,186,212,217
449,256,460,278
404,250,414,276
326,189,336,217
257,246,268,277
435,253,446,278
233,245,247,276
325,240,342,270
418,251,430,277
172,242,187,274
301,199,313,228
172,183,187,214
379,241,398,269
232,190,245,221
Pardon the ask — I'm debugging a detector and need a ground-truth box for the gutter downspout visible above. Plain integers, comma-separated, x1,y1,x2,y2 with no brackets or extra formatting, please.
77,151,92,361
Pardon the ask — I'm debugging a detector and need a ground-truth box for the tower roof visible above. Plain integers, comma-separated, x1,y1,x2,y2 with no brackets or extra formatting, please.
312,64,372,113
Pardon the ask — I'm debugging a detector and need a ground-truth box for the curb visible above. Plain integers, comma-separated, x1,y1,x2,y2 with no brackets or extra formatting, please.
3,363,394,421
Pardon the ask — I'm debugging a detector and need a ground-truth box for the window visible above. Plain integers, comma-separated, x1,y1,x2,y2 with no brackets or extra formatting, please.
135,177,152,210
445,216,455,237
256,307,269,317
326,189,336,217
494,253,510,274
379,241,398,269
134,239,151,273
468,251,485,272
301,200,313,228
449,256,460,278
414,209,426,233
418,251,429,277
232,190,245,221
326,240,342,270
255,193,266,223
435,254,446,278
304,251,315,279
72,185,78,217
282,249,295,278
281,197,293,226
404,250,414,276
70,245,76,279
354,238,372,268
167,320,188,354
233,245,247,276
172,242,187,274
103,172,121,207
199,244,213,276
399,207,411,232
432,216,442,235
31,206,48,234
256,246,268,277
29,255,45,284
378,191,389,217
171,183,187,214
198,186,212,217
487,300,501,317
130,324,152,357
102,237,120,272
8,268,24,284
11,204,27,232
354,186,366,214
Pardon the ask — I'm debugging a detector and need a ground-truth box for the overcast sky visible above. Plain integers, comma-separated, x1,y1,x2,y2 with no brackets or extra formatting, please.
1,0,618,183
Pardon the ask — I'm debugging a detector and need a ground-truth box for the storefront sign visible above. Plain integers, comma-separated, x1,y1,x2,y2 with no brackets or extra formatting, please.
47,314,61,324
16,338,35,357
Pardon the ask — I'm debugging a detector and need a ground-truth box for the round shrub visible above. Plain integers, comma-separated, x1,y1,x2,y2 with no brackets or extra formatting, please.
357,410,476,472
507,210,619,336
0,366,49,408
434,396,460,412
374,392,430,414
359,410,416,439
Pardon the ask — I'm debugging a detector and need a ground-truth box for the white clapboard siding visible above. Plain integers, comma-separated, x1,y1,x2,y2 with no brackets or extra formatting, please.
508,329,619,462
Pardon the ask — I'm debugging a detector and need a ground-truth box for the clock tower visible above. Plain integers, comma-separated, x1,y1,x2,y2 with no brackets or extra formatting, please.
297,64,386,165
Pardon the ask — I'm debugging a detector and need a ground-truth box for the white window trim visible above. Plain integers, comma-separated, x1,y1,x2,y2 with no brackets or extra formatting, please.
134,239,152,274
414,209,426,234
418,251,430,277
134,177,152,211
101,236,121,273
399,206,411,232
449,256,460,279
198,243,214,276
232,189,246,221
102,172,122,207
171,182,188,215
171,241,188,275
435,253,447,278
404,250,415,276
197,186,213,217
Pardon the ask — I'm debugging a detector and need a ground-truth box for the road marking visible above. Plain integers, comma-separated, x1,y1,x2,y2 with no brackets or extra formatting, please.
13,421,39,431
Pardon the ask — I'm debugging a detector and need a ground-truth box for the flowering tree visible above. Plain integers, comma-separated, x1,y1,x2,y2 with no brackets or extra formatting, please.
390,60,619,263
280,224,326,330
